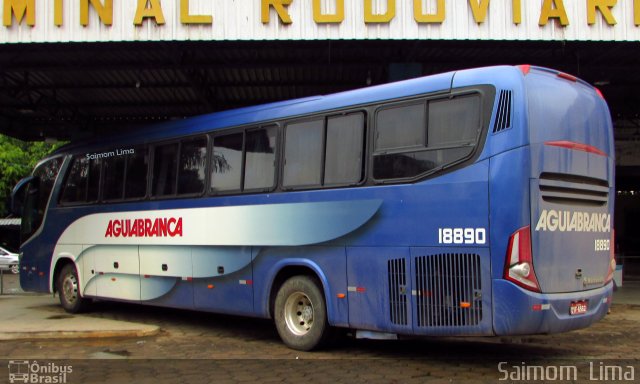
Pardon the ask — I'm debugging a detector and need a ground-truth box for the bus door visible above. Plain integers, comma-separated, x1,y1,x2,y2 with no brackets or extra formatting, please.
12,157,64,292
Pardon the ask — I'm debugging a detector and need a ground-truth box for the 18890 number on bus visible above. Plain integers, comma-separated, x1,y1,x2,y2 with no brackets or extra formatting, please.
438,228,487,245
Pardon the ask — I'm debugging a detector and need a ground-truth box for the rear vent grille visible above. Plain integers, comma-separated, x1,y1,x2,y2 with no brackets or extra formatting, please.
388,258,408,326
415,253,482,327
493,90,512,133
539,172,609,206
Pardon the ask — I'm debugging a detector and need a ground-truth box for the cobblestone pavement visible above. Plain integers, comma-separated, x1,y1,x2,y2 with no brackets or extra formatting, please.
0,273,638,383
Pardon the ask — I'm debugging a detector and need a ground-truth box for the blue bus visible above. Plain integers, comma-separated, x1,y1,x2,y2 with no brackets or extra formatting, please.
13,65,615,350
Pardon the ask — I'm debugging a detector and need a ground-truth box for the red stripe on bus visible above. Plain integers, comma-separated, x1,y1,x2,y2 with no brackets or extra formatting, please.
544,141,607,156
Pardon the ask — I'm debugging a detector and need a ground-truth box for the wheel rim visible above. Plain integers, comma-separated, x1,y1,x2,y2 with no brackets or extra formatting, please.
10,265,19,274
62,273,79,305
283,291,314,336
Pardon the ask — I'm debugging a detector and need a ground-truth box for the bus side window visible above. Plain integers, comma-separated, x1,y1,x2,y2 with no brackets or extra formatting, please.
244,126,277,191
87,158,101,201
124,148,148,199
325,113,365,186
211,132,243,193
103,155,126,200
60,156,101,204
152,143,179,197
60,157,90,204
375,103,425,152
283,119,324,188
373,94,481,181
177,137,207,195
282,112,365,190
428,95,480,147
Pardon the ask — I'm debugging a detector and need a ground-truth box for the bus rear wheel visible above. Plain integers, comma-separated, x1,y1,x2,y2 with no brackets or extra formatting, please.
274,275,329,351
57,264,89,313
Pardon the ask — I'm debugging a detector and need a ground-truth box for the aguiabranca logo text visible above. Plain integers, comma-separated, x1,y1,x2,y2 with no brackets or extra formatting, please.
105,217,183,237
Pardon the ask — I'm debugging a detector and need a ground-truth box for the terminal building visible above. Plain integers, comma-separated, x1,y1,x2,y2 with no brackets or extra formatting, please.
0,0,639,278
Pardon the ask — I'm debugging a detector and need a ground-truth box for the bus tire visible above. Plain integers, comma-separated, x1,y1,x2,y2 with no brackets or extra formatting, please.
274,275,329,351
57,264,89,313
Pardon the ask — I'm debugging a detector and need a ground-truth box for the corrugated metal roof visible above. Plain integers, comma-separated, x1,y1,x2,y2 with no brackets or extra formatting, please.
0,40,638,141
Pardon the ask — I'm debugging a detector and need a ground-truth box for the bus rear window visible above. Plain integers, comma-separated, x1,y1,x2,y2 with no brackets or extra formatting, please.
526,74,610,147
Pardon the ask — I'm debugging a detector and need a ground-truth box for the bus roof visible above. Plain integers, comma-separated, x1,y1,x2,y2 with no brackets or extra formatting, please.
54,65,529,155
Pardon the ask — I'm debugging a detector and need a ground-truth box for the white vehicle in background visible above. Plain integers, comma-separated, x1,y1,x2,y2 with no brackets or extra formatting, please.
0,246,19,274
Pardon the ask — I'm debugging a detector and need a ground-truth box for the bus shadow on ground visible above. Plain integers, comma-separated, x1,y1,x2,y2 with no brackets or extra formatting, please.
82,299,581,361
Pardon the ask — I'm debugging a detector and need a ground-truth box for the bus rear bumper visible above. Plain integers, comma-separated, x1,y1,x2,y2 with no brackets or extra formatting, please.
492,279,613,336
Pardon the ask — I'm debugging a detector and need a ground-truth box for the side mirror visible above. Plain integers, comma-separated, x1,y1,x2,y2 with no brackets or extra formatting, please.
11,176,36,216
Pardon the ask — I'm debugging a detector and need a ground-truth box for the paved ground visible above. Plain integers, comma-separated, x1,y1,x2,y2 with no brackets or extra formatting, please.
0,273,638,383
0,295,159,340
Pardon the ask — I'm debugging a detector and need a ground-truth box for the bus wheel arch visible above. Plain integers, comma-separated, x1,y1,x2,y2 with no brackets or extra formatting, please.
53,259,89,313
269,266,332,351
52,258,74,294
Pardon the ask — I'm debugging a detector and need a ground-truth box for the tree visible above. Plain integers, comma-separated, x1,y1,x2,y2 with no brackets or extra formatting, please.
0,135,65,216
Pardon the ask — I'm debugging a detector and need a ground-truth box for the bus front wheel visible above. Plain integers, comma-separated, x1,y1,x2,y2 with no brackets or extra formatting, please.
56,264,89,313
274,275,329,351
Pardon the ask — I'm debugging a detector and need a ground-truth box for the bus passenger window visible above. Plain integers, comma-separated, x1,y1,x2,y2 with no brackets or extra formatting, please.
244,126,277,191
86,158,101,201
60,157,90,203
124,148,148,199
325,113,365,185
428,95,480,147
373,94,480,181
103,155,126,200
283,119,324,188
178,137,207,195
152,143,178,196
375,103,425,151
211,133,243,192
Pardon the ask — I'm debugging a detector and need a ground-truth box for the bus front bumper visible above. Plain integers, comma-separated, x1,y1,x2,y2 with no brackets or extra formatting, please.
492,279,613,336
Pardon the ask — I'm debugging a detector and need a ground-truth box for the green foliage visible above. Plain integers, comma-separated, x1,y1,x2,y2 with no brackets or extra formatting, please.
0,135,65,216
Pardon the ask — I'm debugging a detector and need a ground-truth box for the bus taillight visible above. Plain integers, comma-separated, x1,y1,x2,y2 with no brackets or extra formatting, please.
605,230,616,285
504,226,541,292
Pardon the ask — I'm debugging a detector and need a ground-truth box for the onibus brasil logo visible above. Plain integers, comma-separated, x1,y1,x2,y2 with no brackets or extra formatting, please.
8,361,72,384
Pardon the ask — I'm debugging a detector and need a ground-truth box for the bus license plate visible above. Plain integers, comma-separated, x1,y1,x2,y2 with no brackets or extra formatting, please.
570,301,588,315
